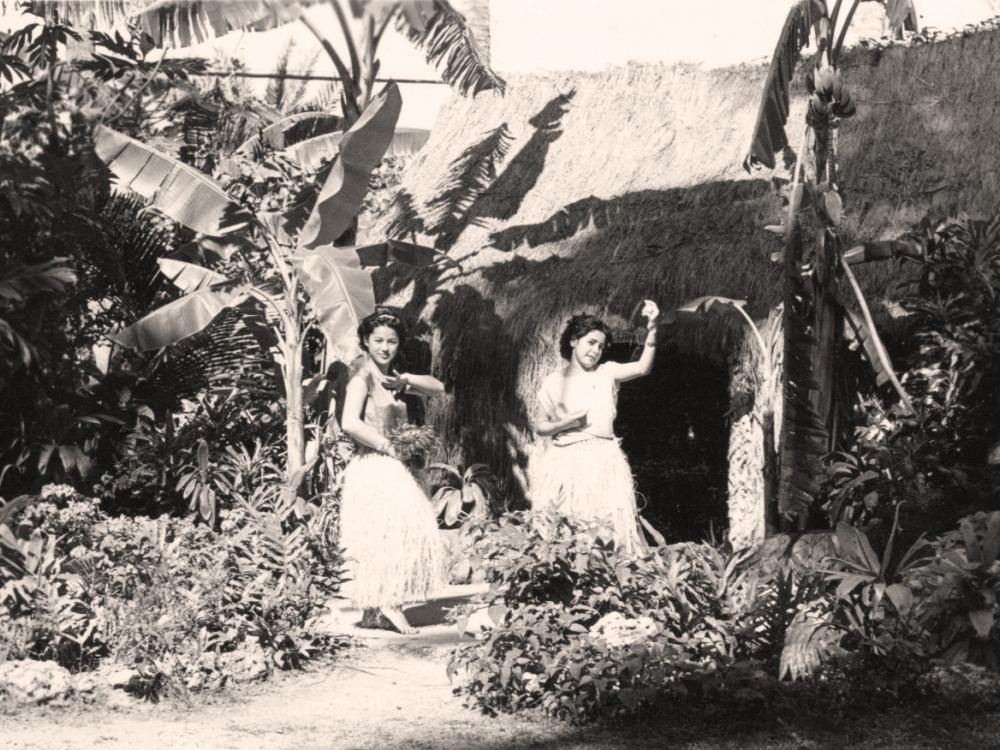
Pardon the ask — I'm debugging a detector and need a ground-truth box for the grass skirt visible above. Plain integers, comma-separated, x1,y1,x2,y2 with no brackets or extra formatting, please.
339,453,446,609
529,438,648,556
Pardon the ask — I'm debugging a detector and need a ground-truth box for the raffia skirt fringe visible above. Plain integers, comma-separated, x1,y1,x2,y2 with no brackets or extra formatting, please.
339,453,446,609
529,438,648,556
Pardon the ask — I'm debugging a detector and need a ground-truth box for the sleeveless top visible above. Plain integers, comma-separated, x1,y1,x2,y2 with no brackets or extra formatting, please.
340,361,409,458
536,362,620,447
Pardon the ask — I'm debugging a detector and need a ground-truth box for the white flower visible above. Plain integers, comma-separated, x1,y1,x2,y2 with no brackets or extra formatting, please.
40,484,76,500
590,612,659,648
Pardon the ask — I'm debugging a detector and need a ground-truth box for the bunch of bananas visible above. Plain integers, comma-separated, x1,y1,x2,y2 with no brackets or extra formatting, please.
805,66,857,127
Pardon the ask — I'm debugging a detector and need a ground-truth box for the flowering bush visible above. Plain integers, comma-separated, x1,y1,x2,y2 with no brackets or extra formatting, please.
448,512,765,720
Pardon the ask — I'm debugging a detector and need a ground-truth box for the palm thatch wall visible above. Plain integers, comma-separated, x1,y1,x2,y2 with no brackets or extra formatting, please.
363,27,1000,543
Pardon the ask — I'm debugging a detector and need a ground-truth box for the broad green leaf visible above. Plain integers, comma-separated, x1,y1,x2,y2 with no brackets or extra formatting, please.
840,259,914,414
110,284,250,351
961,518,982,564
27,1,320,49
428,462,463,481
94,124,251,236
835,522,880,574
157,258,227,293
236,111,341,155
355,239,456,268
284,131,345,172
168,237,239,264
983,513,1000,566
292,246,375,362
843,239,924,265
834,573,872,600
885,583,913,615
443,486,464,525
677,296,748,316
969,609,995,639
299,82,402,249
744,0,825,171
0,495,35,527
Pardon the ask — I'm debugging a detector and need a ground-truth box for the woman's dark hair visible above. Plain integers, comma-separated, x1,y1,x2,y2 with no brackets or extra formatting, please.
559,314,612,360
358,306,408,352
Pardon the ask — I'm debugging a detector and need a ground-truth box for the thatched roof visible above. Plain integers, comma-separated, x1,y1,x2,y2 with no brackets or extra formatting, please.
363,26,1000,491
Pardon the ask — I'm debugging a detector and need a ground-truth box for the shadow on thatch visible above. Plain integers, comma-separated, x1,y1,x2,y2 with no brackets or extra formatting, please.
489,179,774,258
468,90,575,223
429,284,531,504
423,122,514,251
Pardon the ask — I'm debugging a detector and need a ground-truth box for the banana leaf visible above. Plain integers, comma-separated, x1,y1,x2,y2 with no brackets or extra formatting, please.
355,239,456,268
779,217,828,513
299,82,402,249
677,295,749,315
25,1,320,49
235,112,342,156
157,258,227,293
94,125,252,236
840,257,915,413
843,239,924,264
284,131,346,172
399,0,506,96
110,283,250,351
292,246,375,362
744,0,826,171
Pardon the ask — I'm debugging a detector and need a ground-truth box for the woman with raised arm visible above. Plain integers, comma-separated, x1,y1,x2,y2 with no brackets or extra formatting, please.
338,307,446,634
530,300,662,555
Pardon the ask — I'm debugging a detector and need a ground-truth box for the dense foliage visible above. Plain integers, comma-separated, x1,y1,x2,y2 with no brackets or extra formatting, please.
826,215,1000,532
0,485,344,697
449,510,1000,722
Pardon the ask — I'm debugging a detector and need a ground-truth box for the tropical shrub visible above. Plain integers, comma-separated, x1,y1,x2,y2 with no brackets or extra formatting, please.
0,487,345,696
906,511,1000,670
449,512,772,720
450,511,1000,723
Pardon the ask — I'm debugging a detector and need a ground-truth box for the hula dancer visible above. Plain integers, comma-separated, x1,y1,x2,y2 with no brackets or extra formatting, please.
339,308,446,633
530,300,662,555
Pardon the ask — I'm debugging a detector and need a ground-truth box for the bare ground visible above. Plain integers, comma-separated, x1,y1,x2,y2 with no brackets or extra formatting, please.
4,591,1000,750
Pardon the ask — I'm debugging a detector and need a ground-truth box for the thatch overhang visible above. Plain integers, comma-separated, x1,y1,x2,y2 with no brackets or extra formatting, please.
363,26,1000,509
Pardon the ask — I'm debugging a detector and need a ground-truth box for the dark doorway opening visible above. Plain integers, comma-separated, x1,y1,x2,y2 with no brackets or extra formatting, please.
609,343,730,543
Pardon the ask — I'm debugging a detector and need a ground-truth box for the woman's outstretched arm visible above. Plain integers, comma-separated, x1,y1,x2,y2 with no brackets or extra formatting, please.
341,376,393,454
383,372,445,396
611,300,661,383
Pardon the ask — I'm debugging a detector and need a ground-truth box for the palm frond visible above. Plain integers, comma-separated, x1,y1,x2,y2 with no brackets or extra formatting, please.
779,607,843,680
86,193,177,324
143,305,276,404
399,0,505,96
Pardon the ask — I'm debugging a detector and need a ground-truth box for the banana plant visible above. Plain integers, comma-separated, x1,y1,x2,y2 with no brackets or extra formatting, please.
428,462,497,528
745,0,919,522
93,82,448,509
16,0,504,113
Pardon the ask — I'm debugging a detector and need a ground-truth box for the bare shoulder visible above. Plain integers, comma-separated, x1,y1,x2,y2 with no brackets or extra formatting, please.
347,370,373,393
597,361,623,378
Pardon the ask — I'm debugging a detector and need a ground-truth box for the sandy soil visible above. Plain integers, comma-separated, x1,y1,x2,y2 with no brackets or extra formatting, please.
4,590,999,750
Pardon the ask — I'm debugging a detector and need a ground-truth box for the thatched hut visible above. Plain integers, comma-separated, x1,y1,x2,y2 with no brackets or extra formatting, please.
364,25,1000,547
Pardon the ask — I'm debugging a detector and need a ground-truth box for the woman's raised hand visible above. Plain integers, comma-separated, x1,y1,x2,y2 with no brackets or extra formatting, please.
380,373,409,392
640,299,661,328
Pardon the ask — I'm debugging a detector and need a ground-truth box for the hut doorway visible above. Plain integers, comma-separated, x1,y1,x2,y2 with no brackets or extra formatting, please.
611,344,730,543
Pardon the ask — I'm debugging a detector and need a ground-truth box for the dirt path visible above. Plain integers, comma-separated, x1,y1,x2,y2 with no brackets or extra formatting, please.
3,631,654,750
3,589,998,749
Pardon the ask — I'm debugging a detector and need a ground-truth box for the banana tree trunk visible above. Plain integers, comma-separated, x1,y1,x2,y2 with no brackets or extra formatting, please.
812,229,840,450
283,324,305,503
